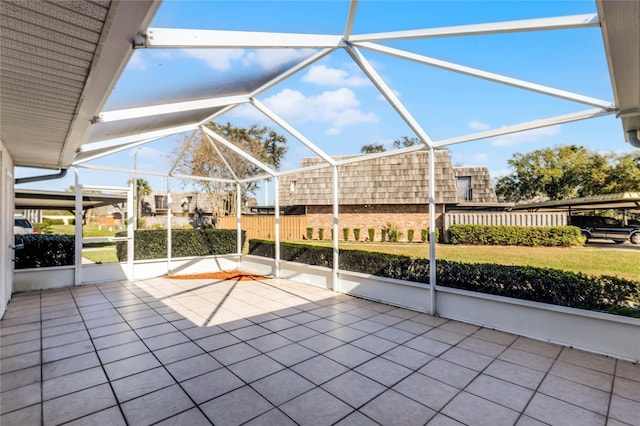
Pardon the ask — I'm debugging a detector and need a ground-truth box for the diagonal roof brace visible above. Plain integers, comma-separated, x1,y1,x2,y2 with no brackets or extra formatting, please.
201,126,278,177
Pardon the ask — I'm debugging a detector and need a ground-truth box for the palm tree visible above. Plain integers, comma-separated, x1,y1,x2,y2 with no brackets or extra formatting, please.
128,178,152,227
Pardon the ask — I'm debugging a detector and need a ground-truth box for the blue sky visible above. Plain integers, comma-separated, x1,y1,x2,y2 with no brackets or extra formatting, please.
17,0,635,203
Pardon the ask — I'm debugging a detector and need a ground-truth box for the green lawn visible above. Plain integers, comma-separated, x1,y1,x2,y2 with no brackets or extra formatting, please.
286,240,639,282
82,248,118,264
49,224,121,237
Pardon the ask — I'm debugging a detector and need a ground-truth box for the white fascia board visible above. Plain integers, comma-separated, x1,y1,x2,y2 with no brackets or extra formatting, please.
433,109,613,148
80,124,199,153
251,99,336,166
61,0,161,166
350,13,599,42
138,28,344,48
357,42,614,110
97,95,249,123
345,44,434,148
200,126,277,177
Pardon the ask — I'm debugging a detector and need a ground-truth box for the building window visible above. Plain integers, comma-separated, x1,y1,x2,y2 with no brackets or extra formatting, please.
154,195,168,210
290,180,296,192
457,176,472,201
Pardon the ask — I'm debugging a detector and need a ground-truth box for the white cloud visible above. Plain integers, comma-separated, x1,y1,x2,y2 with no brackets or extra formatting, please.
490,124,561,147
468,120,491,131
244,49,316,71
302,65,369,87
183,49,244,71
468,153,489,165
233,87,377,135
490,168,512,179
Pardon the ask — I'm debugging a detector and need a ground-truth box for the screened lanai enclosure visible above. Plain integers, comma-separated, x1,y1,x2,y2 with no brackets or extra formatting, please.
2,0,640,362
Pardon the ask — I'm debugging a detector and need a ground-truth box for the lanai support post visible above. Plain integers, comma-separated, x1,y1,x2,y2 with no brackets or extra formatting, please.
167,177,172,275
428,147,437,316
236,182,242,268
74,169,82,286
274,175,280,278
332,165,339,291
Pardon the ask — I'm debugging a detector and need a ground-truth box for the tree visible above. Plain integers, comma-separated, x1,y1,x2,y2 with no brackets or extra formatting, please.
360,143,386,153
177,122,288,216
495,145,640,202
393,136,421,149
126,178,152,227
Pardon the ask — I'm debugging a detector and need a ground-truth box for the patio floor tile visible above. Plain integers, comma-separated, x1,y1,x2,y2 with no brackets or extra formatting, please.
43,383,117,426
393,372,459,411
0,276,630,426
111,367,176,402
251,369,315,406
200,386,273,426
442,391,520,426
120,384,194,425
361,389,436,425
524,393,606,426
280,387,353,426
322,371,386,408
291,355,349,385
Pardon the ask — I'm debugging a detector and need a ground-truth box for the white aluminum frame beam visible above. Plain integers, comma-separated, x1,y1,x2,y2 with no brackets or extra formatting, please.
168,130,198,175
343,0,358,40
346,44,434,149
73,137,163,165
356,42,614,110
137,28,345,49
203,133,241,182
433,108,613,148
201,126,278,177
252,99,337,166
350,13,599,42
79,124,199,154
77,164,235,184
96,95,249,123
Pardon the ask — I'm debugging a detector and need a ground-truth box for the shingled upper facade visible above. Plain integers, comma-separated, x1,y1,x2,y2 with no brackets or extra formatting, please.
278,150,498,240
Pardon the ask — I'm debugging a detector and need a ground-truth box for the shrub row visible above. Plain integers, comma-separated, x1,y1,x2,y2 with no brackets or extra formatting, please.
449,224,584,247
116,229,244,261
14,234,74,269
247,240,640,314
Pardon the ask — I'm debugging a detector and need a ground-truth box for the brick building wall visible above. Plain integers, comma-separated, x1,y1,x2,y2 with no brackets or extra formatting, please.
306,204,444,241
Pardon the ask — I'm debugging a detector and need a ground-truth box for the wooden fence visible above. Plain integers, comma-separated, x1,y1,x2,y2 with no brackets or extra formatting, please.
218,215,308,240
443,212,568,241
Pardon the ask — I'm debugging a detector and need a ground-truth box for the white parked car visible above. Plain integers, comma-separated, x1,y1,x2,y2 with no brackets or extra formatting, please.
14,216,36,234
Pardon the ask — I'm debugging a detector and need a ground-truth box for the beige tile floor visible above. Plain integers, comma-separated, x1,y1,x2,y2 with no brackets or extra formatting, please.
1,276,638,426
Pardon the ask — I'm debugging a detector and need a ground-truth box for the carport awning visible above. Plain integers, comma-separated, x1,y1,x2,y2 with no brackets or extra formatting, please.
510,192,640,212
15,189,126,211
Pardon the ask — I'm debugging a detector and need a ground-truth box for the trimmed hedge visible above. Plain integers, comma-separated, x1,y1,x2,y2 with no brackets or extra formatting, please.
449,224,584,247
247,240,640,314
116,229,244,261
14,234,74,269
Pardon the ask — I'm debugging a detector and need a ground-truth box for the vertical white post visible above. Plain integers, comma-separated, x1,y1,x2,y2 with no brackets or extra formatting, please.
332,165,339,291
236,182,242,267
274,176,280,278
74,169,83,286
428,148,437,315
167,177,172,275
127,179,135,280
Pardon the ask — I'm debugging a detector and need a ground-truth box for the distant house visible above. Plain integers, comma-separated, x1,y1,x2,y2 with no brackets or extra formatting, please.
278,150,498,240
